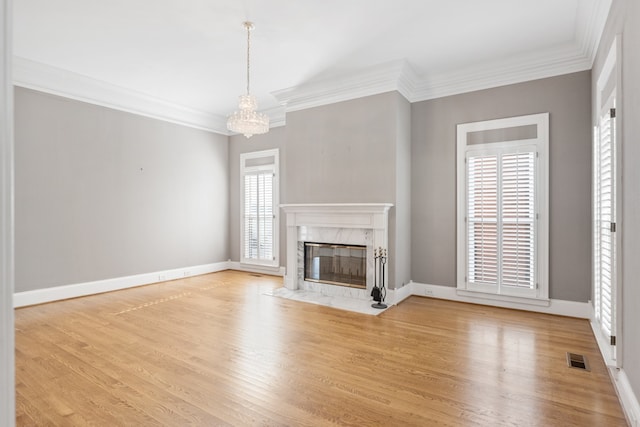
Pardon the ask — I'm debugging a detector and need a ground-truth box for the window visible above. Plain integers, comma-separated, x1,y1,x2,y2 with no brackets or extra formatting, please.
240,149,279,266
457,113,549,302
593,37,619,363
594,101,616,345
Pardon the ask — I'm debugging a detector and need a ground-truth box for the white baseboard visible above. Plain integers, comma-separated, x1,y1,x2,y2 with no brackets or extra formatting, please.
389,283,413,305
612,369,640,427
227,261,285,277
409,281,591,318
590,307,640,426
13,261,230,308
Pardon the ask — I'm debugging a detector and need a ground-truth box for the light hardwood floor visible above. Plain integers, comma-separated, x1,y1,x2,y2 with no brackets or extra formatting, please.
15,270,627,426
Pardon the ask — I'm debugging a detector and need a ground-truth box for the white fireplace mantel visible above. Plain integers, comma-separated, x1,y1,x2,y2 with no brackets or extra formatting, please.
280,203,393,291
280,202,393,229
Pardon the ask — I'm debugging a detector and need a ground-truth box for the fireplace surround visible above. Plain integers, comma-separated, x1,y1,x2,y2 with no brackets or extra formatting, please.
280,203,393,298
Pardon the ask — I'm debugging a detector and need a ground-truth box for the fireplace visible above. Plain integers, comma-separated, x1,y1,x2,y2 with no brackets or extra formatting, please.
280,203,393,298
304,242,366,288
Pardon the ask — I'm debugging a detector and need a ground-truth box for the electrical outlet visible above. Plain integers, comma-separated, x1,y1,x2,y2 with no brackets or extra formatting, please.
425,289,434,296
183,271,190,277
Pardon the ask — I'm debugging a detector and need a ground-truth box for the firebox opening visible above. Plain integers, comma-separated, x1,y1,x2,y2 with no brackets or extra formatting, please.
304,242,366,289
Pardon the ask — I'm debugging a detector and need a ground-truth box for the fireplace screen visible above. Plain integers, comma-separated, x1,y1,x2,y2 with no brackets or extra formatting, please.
304,242,366,288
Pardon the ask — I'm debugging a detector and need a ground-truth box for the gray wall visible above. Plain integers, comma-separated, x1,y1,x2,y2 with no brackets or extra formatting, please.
594,0,640,406
228,92,411,289
284,93,397,205
284,92,408,289
411,71,592,302
394,93,411,289
14,87,229,292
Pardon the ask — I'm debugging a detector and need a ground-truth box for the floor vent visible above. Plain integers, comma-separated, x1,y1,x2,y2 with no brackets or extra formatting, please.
566,352,590,371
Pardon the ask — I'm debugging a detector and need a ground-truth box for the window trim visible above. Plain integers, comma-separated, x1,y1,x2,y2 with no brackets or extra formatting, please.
456,113,549,303
240,149,279,267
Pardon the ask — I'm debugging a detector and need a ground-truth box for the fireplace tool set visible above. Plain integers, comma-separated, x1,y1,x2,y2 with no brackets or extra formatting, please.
371,247,387,309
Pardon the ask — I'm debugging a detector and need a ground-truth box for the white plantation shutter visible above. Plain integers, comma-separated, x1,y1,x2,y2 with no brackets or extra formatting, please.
241,150,279,266
594,105,615,339
467,155,498,285
243,171,274,262
244,173,258,259
258,172,273,260
466,150,536,291
501,152,535,288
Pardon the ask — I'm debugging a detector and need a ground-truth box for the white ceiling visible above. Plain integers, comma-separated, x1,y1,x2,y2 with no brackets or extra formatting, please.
13,0,611,134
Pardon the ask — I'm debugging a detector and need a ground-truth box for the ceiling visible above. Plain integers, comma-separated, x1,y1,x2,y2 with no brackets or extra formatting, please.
13,0,611,134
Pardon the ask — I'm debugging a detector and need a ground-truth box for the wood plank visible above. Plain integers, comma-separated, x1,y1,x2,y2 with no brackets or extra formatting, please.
15,270,627,426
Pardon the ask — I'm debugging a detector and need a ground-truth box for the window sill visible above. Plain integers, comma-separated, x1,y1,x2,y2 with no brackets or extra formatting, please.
233,261,284,277
456,289,551,307
240,260,279,268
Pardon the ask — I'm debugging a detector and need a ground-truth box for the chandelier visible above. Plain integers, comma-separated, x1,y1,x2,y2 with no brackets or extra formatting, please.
227,21,269,138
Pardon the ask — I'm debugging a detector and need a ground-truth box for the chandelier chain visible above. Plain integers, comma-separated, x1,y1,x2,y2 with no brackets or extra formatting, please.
246,22,251,94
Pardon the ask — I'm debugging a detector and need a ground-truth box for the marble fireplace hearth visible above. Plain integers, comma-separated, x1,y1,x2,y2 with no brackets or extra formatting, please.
266,286,390,315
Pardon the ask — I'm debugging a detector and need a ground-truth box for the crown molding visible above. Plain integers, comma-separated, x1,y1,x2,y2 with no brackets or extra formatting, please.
575,0,613,65
409,44,592,102
13,56,231,135
274,43,594,112
272,60,413,112
262,105,286,128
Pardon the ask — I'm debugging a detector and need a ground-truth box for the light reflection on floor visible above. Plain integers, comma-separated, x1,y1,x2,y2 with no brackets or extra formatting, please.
462,318,540,422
